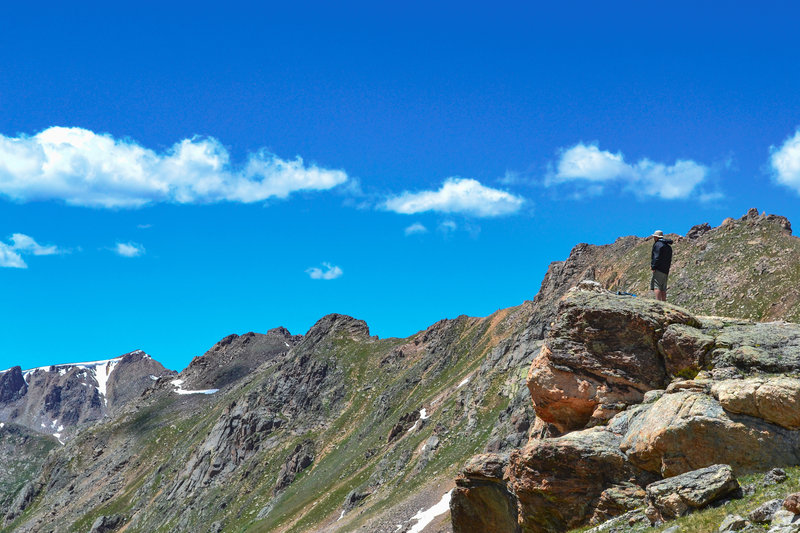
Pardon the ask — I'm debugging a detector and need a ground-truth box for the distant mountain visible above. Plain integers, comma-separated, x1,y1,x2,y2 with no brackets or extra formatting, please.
0,350,174,443
1,208,798,533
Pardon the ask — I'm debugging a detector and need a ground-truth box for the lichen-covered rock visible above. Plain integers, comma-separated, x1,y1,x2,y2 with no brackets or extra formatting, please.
711,322,800,373
644,464,739,523
527,289,699,432
451,454,519,533
750,499,783,524
504,427,656,533
712,377,800,430
620,391,800,477
657,324,714,377
589,482,647,525
718,514,748,532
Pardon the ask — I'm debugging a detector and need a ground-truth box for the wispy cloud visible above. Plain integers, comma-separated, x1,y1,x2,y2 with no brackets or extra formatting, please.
305,262,343,280
770,129,800,193
404,222,428,236
384,178,524,217
547,142,709,199
0,233,64,268
114,242,145,258
0,127,349,208
438,220,457,234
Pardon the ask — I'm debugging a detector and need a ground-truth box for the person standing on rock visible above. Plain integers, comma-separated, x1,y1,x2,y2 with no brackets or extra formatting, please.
650,230,673,301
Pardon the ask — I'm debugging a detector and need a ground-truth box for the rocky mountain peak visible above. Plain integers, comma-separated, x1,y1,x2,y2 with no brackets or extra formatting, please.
0,366,27,403
177,327,302,391
303,313,372,344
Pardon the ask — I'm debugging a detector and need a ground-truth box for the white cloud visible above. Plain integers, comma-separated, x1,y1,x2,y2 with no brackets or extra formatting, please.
114,242,145,258
10,233,62,255
770,129,800,192
305,262,343,280
548,142,709,199
404,222,428,236
0,127,349,208
0,233,64,268
0,243,26,268
384,178,524,217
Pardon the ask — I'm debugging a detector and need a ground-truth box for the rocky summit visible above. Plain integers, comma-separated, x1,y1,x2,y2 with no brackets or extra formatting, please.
3,209,800,533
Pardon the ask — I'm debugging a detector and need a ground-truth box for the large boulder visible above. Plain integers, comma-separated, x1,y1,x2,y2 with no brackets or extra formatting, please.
527,288,699,432
657,324,715,377
620,391,800,477
644,464,739,523
504,427,655,533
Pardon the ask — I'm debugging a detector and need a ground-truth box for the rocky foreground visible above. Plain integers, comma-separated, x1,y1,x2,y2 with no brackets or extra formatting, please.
452,282,800,532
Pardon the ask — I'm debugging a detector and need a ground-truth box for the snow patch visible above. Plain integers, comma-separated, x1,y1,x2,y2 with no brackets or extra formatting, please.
284,342,290,348
407,420,419,433
0,423,5,429
419,408,429,420
53,433,64,445
171,379,218,395
93,359,120,406
149,375,158,381
457,377,470,388
337,510,345,522
408,490,453,533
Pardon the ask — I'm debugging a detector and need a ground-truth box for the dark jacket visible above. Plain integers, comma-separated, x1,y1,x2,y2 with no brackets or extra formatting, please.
651,238,673,274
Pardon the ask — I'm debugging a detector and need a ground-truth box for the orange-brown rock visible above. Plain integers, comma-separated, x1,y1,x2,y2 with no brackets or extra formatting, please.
527,289,699,432
620,391,800,477
504,427,656,533
711,377,800,430
784,492,800,514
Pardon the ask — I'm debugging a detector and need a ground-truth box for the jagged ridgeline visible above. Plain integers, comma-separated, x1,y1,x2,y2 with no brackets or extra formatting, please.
0,209,798,533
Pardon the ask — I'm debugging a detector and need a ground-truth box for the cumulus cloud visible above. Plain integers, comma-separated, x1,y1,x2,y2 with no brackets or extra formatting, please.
404,222,428,236
770,129,800,192
438,220,457,234
114,242,145,258
0,127,349,208
0,233,64,268
0,243,26,268
548,143,709,199
305,262,343,280
384,178,524,217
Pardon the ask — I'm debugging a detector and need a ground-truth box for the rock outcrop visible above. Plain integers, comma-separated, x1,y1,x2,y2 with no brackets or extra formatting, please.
527,287,699,432
454,283,800,533
644,464,739,522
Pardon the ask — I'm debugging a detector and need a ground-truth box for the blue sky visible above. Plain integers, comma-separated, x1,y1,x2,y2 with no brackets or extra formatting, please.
2,2,800,371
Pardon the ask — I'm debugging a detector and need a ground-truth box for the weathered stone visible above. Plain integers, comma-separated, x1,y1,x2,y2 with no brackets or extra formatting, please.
786,493,800,514
712,378,800,430
644,464,739,523
770,509,800,532
750,499,783,523
589,482,646,525
712,322,800,373
658,324,714,377
451,453,519,533
718,514,748,532
527,289,699,432
764,468,788,486
505,427,655,532
620,391,800,477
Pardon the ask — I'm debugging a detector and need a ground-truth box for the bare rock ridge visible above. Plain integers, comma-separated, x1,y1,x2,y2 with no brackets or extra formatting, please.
452,283,800,532
177,326,302,391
